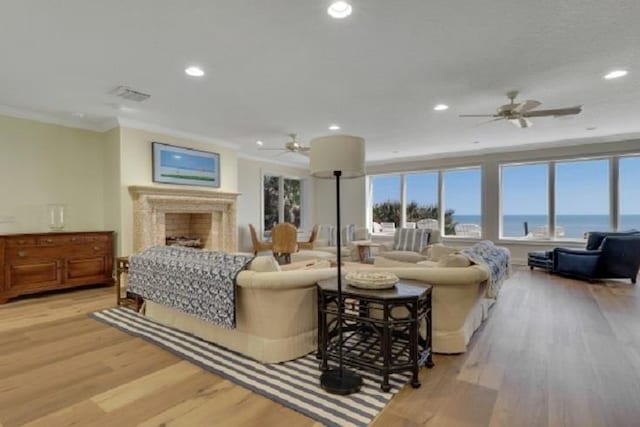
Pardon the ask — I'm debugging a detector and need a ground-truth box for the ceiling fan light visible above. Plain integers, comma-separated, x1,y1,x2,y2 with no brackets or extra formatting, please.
328,1,352,19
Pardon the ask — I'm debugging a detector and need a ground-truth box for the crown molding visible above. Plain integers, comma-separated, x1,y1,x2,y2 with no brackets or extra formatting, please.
116,117,240,150
237,151,310,169
0,104,115,132
367,132,640,167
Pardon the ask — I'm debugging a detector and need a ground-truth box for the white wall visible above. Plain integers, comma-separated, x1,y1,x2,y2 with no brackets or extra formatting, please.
102,126,121,251
236,156,310,252
330,139,640,264
313,176,366,228
0,115,106,233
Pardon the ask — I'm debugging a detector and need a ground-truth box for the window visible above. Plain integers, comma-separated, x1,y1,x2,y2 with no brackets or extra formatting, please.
501,163,549,238
619,156,640,230
371,175,401,232
555,159,610,239
369,168,482,237
442,168,482,237
405,172,439,228
283,178,301,227
262,174,304,236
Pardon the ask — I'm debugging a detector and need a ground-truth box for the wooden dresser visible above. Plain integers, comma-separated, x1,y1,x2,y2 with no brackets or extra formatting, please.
0,231,115,304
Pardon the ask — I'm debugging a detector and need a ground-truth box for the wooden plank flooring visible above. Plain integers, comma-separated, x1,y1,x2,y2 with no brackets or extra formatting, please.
1,271,640,426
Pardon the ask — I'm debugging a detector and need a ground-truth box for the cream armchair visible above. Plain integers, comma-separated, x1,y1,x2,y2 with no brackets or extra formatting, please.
312,224,370,261
377,228,441,263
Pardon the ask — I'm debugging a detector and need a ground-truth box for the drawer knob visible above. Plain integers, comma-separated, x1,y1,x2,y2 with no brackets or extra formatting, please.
94,246,101,251
18,250,27,257
45,239,53,243
71,237,78,241
18,240,26,244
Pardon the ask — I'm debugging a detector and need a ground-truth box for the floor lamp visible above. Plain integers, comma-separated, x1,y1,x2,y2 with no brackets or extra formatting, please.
310,135,365,395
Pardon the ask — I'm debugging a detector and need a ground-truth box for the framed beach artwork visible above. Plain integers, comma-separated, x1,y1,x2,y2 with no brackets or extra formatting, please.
152,142,220,188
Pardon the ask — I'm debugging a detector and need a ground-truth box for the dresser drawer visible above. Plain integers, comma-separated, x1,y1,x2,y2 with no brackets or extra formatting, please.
7,260,62,290
6,237,36,247
6,246,61,261
67,243,110,257
37,235,73,246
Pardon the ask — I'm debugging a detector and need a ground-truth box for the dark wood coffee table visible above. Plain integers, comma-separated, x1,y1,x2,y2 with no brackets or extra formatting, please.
317,277,433,391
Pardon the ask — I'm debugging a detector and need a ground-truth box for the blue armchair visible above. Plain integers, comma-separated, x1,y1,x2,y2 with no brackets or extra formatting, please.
553,230,640,284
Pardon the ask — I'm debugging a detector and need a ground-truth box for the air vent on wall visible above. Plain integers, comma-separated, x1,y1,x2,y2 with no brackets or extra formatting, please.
111,86,151,102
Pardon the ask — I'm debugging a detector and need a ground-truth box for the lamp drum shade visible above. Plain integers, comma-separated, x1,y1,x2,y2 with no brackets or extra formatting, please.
310,135,365,179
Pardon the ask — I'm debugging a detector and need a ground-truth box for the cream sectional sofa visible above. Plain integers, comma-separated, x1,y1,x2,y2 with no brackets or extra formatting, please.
145,247,494,364
369,256,492,354
145,257,337,363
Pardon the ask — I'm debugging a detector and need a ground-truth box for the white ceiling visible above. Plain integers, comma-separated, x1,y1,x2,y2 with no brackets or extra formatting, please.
1,0,639,164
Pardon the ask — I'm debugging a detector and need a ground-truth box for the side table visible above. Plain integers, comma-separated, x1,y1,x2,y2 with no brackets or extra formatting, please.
115,256,143,311
317,278,434,391
356,242,381,263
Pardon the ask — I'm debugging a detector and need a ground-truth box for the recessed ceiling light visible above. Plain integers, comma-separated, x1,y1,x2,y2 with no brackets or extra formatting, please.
255,140,264,146
185,66,205,77
328,124,341,130
433,104,449,111
327,1,352,19
603,69,628,80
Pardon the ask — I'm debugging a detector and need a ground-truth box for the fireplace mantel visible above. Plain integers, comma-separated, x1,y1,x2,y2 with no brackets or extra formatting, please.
129,185,239,254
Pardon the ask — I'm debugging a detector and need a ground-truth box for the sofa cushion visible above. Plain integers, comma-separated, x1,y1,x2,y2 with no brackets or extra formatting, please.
393,228,431,252
248,256,281,272
280,259,332,271
379,251,428,263
416,260,439,268
437,254,472,268
374,257,425,268
427,244,459,262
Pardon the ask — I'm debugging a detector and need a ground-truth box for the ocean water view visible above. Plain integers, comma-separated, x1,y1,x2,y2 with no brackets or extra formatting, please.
452,215,640,239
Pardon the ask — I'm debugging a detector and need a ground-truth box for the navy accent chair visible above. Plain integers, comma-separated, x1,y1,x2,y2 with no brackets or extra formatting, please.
553,230,640,284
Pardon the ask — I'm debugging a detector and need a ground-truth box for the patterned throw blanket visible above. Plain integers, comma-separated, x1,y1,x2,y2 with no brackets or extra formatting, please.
127,246,255,329
461,241,511,299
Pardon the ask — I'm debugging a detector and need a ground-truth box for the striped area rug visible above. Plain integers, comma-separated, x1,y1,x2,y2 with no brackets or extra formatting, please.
90,307,410,427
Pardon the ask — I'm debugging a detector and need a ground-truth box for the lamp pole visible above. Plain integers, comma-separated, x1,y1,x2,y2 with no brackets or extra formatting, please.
319,170,363,395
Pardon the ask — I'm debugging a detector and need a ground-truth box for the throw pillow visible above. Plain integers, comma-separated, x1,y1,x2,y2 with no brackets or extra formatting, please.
437,254,472,268
379,251,428,263
427,244,459,262
248,256,281,272
318,224,336,246
393,228,431,252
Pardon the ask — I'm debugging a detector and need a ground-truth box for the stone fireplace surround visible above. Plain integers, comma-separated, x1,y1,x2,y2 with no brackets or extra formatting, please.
129,185,239,254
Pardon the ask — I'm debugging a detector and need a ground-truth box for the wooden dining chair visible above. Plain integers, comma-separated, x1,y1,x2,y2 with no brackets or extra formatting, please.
248,224,273,255
297,225,319,250
271,223,298,264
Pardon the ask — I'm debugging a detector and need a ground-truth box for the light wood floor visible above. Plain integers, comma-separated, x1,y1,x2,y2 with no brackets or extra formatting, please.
2,270,640,427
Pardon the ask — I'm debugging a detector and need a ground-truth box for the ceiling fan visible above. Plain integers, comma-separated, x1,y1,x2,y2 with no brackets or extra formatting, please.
259,133,310,156
459,91,582,128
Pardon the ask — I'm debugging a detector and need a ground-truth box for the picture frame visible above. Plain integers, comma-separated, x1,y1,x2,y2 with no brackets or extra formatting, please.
152,142,220,188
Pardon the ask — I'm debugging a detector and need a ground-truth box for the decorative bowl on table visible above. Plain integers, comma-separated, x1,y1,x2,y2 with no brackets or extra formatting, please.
345,271,399,290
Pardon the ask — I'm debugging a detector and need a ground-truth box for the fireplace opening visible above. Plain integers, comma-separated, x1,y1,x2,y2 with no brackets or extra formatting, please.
164,213,212,249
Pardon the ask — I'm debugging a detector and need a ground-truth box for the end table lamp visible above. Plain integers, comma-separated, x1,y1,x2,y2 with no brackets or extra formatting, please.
310,135,365,395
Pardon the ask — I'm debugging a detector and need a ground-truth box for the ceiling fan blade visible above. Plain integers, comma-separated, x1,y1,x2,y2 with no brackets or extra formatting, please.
510,118,533,128
513,100,541,114
459,114,497,117
472,117,504,127
522,106,582,117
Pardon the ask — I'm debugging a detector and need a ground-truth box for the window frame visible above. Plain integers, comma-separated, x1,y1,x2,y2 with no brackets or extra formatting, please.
499,153,637,242
260,171,306,237
368,165,483,239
